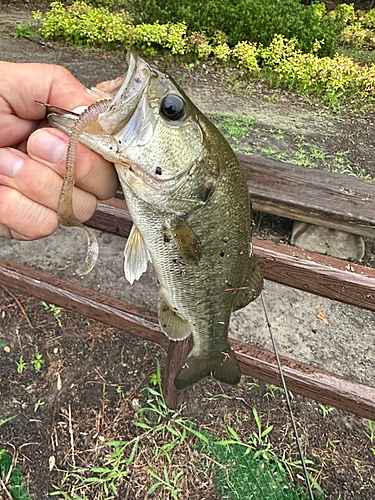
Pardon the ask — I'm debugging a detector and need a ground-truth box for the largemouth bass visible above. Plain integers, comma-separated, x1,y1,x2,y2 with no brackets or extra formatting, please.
49,53,263,390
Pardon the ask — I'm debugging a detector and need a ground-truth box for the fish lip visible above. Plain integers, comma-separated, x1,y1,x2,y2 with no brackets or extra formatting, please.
98,52,151,136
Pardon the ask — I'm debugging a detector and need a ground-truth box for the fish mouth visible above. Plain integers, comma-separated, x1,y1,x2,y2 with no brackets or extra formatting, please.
98,52,151,136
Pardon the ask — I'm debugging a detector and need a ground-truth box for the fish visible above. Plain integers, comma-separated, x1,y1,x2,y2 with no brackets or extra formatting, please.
49,53,263,390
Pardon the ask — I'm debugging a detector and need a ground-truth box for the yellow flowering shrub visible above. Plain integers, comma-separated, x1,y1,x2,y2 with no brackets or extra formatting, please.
232,41,259,72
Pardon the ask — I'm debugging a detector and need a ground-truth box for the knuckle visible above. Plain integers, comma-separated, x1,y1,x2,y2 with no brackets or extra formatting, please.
0,185,20,216
73,191,98,223
0,186,58,239
52,64,72,82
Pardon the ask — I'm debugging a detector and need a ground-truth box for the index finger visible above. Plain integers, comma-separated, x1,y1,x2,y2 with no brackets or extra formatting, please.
0,62,95,147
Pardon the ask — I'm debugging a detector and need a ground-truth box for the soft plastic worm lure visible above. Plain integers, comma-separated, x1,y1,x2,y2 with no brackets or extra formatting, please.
57,99,112,275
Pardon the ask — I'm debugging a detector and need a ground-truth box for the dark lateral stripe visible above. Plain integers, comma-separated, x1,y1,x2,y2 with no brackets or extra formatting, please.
87,200,375,312
0,258,374,420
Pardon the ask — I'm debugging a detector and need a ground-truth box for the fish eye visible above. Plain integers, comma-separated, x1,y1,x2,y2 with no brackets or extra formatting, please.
160,94,185,121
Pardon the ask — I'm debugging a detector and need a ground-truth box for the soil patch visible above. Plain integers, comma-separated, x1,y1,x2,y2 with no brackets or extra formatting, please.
0,289,374,499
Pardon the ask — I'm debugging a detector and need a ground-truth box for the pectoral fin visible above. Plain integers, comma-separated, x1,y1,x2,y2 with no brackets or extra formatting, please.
124,225,151,284
232,257,263,312
159,293,190,340
170,221,203,265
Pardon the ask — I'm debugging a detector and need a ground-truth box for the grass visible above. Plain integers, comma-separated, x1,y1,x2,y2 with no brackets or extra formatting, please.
49,363,322,500
0,449,32,500
208,113,258,146
0,418,31,500
196,426,323,500
41,301,63,328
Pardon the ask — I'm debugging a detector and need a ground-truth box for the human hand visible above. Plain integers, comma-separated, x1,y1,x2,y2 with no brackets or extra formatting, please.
0,62,119,240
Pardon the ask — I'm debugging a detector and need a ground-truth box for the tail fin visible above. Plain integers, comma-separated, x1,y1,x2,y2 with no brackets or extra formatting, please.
174,346,241,391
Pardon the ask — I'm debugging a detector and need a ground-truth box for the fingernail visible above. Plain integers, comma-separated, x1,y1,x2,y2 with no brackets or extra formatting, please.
29,129,67,164
0,148,24,177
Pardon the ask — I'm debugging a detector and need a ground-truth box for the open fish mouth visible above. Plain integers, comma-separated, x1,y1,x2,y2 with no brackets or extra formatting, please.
98,52,151,136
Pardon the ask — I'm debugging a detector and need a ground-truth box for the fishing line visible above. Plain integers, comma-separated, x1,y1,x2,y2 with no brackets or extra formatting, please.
260,289,315,500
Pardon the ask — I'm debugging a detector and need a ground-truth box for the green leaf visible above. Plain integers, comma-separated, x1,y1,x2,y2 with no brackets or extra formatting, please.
91,467,112,474
83,477,104,484
309,473,324,495
179,427,187,445
105,440,129,447
261,425,273,437
214,439,240,446
148,482,162,494
165,425,179,436
227,426,241,442
252,407,261,432
174,471,184,482
125,439,139,465
181,425,209,443
134,421,152,430
147,469,161,481
163,467,169,482
147,387,161,397
0,415,16,427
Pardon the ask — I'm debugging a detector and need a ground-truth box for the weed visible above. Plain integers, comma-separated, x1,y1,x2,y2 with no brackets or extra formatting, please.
270,128,284,140
34,399,45,412
0,415,16,427
16,356,26,374
31,351,45,372
197,424,322,500
261,147,279,156
365,420,375,444
147,468,183,499
50,362,322,499
41,301,62,328
14,23,40,38
0,448,32,500
326,438,340,449
205,391,232,402
319,405,334,418
209,113,257,144
265,383,294,400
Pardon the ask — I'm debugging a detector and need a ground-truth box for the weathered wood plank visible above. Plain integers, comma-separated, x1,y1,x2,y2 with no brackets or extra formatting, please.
163,337,193,409
87,201,375,312
0,258,164,346
253,239,375,311
239,154,375,238
91,151,375,238
1,258,374,420
231,339,375,421
89,198,132,239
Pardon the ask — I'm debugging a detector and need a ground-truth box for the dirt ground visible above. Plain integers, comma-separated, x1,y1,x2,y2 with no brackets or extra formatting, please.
0,4,375,500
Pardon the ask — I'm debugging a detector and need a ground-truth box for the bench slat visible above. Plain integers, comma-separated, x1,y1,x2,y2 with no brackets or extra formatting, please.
87,201,375,312
240,154,375,238
1,258,374,420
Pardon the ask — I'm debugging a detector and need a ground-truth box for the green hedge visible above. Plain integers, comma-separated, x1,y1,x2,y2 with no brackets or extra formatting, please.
131,0,342,56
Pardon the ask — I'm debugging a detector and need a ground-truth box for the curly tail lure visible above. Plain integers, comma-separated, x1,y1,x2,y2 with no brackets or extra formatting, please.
58,99,112,276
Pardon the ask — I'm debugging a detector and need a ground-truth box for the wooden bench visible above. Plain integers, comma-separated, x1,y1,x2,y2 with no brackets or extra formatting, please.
1,154,375,417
